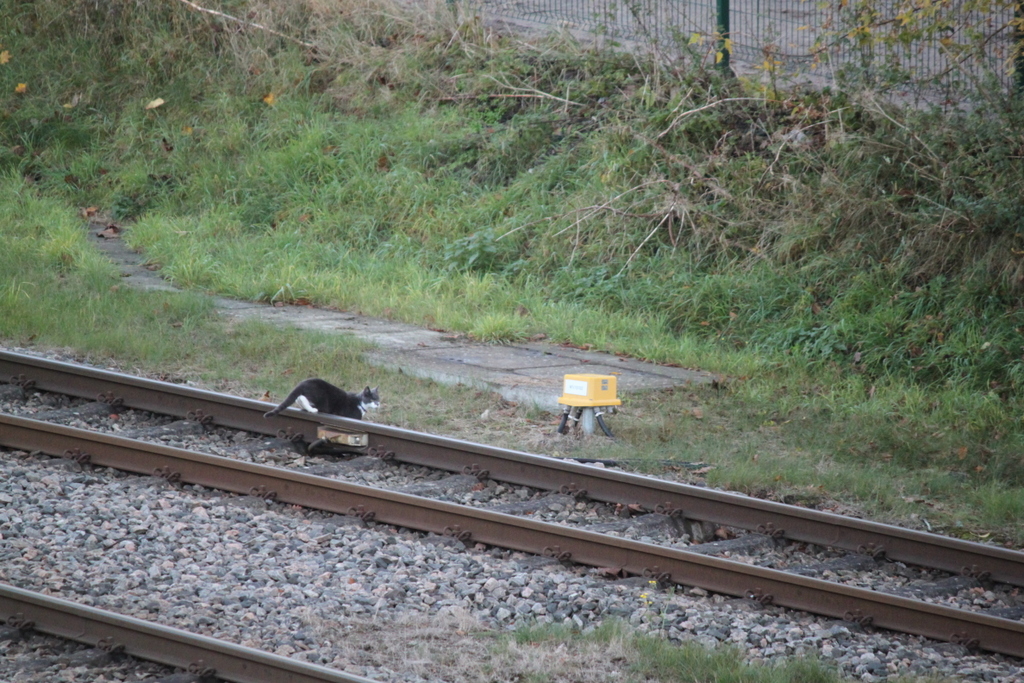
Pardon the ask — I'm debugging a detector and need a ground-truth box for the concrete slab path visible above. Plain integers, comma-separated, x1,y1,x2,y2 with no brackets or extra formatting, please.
90,223,714,410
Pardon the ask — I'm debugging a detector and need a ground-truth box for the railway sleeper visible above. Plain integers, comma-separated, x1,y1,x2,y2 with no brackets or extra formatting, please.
220,436,306,459
882,575,981,600
785,553,881,577
298,455,388,477
25,401,117,423
0,624,27,643
0,384,25,401
119,420,206,440
585,512,687,538
396,474,482,498
684,532,778,556
985,605,1024,620
485,493,578,515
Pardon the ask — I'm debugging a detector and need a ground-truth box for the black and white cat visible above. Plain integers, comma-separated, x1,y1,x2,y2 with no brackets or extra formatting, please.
263,379,380,419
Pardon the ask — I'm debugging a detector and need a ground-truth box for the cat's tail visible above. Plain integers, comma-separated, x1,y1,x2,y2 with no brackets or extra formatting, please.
264,386,302,418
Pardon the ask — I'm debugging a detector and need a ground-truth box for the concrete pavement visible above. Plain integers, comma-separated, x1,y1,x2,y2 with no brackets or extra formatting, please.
90,223,714,411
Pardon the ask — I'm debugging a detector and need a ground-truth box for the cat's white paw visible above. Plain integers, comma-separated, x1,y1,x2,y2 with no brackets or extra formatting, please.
296,395,319,413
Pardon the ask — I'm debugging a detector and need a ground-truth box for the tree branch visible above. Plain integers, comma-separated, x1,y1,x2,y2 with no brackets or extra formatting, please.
170,0,316,49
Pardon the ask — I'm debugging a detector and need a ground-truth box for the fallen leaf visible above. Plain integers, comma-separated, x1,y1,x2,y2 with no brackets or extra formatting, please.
144,97,165,110
691,407,704,419
0,50,10,65
80,206,100,218
96,225,122,239
182,126,193,134
262,92,276,106
956,446,968,460
15,83,27,94
596,567,626,579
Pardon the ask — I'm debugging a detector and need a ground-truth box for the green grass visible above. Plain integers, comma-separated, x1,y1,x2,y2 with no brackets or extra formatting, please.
493,620,942,683
2,0,1024,552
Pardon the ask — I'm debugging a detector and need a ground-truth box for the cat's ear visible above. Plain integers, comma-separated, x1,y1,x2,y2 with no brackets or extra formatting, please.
364,386,372,393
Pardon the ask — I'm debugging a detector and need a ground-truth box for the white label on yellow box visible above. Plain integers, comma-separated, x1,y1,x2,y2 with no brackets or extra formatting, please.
564,378,589,396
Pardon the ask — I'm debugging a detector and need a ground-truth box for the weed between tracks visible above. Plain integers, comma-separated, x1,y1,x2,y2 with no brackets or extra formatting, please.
297,609,853,683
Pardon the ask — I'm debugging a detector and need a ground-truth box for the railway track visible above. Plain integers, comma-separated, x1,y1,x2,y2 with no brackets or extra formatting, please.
1,349,1023,670
0,583,375,683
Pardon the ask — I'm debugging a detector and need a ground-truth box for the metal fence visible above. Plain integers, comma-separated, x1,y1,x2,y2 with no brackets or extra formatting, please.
479,0,1023,98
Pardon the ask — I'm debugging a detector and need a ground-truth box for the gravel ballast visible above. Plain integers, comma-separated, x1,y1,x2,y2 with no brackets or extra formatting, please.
1,446,1021,682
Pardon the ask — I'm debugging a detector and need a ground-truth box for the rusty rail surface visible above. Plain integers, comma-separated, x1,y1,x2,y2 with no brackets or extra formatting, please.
1,414,1023,657
0,582,375,683
2,350,1022,589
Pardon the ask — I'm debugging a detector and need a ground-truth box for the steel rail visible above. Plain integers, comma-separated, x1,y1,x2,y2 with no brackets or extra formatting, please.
1,414,1022,658
2,350,1022,588
0,582,375,683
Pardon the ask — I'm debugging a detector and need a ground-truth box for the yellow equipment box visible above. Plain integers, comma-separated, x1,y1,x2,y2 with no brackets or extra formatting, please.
558,373,621,407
